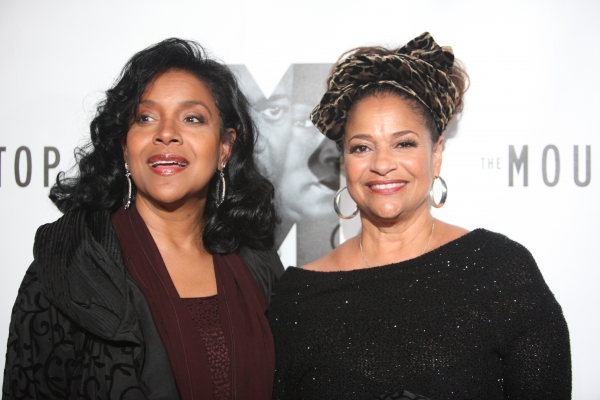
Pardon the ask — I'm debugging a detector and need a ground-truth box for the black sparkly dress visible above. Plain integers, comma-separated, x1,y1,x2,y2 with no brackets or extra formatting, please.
268,229,571,400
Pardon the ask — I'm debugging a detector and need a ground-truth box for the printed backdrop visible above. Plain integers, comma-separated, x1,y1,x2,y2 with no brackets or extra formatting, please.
1,0,598,397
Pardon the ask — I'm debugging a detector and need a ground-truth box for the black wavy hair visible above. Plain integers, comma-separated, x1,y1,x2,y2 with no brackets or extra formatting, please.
50,38,278,253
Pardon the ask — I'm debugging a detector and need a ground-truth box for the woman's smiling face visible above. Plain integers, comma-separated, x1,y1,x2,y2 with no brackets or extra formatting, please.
343,94,442,222
123,69,234,209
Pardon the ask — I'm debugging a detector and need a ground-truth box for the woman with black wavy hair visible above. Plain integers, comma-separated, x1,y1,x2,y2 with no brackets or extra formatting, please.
3,38,282,400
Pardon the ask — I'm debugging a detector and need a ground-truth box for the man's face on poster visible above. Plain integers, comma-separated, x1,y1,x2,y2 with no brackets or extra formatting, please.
234,65,339,222
243,69,292,192
281,102,339,221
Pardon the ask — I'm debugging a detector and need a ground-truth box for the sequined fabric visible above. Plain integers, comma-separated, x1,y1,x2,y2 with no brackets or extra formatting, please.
268,229,571,400
183,296,231,400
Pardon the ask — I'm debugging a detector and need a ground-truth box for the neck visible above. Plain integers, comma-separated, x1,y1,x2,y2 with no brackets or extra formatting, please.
135,195,206,250
359,208,435,266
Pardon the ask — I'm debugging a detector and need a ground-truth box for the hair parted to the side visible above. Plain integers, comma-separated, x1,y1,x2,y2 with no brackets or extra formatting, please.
337,46,469,146
49,38,278,253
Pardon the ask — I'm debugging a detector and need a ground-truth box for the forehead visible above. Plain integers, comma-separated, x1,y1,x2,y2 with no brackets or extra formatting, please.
345,94,427,138
141,69,216,106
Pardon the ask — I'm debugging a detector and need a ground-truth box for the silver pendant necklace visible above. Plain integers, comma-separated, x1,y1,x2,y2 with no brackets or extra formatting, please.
359,220,435,268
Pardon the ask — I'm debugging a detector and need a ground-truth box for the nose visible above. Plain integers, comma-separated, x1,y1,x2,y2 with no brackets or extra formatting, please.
370,147,397,176
308,137,340,191
153,118,182,145
318,138,340,167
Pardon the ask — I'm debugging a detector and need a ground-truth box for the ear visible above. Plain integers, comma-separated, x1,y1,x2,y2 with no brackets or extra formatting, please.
340,146,348,178
121,141,128,163
220,128,237,166
432,136,443,177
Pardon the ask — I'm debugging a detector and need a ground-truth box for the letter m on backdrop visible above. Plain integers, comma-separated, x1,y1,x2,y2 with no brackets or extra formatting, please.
509,145,528,187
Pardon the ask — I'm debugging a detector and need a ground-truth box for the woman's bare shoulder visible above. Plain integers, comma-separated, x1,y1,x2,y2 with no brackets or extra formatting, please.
301,251,337,272
434,220,470,248
300,239,356,272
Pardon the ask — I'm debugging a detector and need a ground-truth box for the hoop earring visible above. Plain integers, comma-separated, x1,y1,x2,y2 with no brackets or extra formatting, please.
124,163,133,210
215,162,226,208
334,187,359,219
429,176,447,208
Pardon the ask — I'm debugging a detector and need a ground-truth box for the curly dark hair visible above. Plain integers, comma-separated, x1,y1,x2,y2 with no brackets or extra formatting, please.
50,38,278,253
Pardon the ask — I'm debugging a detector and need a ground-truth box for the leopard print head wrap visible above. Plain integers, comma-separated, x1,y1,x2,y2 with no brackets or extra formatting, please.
310,32,458,142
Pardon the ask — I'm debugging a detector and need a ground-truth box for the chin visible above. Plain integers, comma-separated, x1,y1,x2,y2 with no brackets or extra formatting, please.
373,213,403,222
364,204,406,221
142,190,195,208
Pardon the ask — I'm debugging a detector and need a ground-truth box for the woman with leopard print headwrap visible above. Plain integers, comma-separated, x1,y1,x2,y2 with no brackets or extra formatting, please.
267,32,571,400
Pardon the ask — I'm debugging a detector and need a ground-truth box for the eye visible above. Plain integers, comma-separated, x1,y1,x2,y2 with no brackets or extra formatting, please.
348,144,370,154
254,97,291,124
396,140,417,149
136,114,155,123
293,118,312,128
185,115,207,124
260,106,285,122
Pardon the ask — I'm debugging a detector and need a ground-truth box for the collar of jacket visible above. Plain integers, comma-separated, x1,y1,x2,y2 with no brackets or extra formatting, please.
33,208,142,344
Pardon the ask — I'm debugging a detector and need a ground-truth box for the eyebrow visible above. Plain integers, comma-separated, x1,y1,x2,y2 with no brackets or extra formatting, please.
253,94,290,109
139,99,213,117
348,130,416,141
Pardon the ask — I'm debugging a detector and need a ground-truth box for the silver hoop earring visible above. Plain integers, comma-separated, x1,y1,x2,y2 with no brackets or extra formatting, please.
430,176,447,208
215,162,226,208
334,187,359,219
124,163,133,210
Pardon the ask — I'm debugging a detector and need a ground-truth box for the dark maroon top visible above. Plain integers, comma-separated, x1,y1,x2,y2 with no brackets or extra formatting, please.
111,204,275,400
183,296,231,400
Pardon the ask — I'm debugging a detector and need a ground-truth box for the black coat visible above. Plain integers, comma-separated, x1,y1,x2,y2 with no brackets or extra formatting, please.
2,209,284,399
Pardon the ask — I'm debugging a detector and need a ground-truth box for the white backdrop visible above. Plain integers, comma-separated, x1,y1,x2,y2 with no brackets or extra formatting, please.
1,0,598,397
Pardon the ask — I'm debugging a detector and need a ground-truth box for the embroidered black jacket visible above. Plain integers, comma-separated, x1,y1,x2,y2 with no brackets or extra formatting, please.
2,209,282,399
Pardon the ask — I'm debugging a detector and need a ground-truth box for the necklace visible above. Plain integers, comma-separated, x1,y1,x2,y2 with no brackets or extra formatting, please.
359,220,435,268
